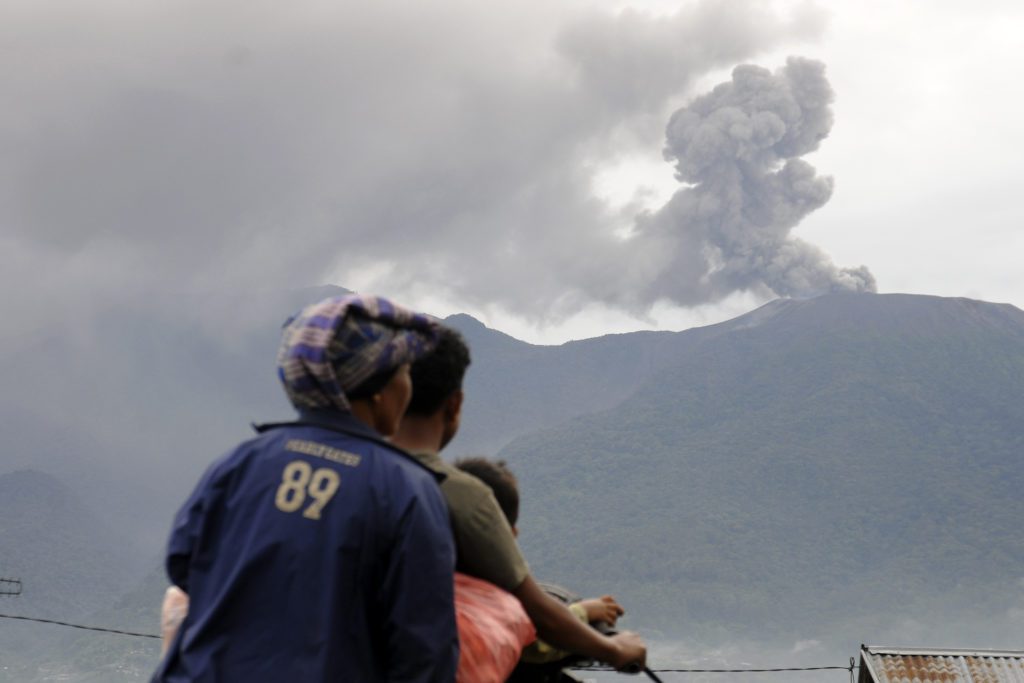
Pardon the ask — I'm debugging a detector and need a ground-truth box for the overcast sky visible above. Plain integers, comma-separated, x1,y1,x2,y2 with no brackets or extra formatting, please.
3,0,1022,345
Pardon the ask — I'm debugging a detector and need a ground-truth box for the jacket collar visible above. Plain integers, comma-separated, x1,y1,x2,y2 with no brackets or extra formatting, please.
253,410,445,481
254,409,380,441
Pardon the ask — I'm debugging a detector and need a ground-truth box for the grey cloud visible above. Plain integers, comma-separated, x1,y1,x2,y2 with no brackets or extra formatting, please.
556,0,826,117
0,2,871,542
1,0,837,334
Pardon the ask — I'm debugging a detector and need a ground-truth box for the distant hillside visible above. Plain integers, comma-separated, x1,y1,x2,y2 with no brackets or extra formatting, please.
500,293,1024,647
0,470,143,615
0,285,353,557
0,470,152,681
445,313,679,455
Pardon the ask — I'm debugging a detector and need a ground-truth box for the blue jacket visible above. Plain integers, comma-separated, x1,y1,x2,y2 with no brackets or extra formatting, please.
153,411,459,682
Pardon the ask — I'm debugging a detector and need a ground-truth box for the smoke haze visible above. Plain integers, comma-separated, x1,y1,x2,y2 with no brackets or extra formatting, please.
0,0,845,338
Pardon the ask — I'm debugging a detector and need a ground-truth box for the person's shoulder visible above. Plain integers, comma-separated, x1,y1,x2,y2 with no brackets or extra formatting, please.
435,461,497,507
401,451,494,509
355,436,444,484
195,433,268,483
440,463,488,490
260,421,443,482
378,444,445,485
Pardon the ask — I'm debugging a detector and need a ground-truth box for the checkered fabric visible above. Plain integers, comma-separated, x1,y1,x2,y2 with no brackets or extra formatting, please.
277,294,439,412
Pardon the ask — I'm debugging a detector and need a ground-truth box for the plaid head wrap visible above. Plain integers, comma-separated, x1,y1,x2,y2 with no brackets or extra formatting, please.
277,294,440,412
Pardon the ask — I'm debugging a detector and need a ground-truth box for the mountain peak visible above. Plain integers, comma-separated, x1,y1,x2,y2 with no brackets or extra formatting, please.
444,313,530,349
444,312,487,329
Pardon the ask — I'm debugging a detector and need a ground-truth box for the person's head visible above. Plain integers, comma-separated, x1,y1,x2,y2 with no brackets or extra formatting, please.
454,457,519,535
277,294,439,437
405,326,471,449
345,363,414,437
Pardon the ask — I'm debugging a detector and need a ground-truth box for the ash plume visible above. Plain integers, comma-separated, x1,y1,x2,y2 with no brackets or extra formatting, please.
0,0,845,334
634,57,876,305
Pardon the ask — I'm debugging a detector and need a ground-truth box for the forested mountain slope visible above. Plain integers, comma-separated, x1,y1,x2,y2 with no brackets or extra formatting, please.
499,293,1024,644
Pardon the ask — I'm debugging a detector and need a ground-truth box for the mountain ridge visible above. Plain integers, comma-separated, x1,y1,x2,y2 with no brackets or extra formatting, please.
498,292,1024,647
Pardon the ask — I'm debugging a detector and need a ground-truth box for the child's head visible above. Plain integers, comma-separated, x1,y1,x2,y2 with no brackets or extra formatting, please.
455,457,519,533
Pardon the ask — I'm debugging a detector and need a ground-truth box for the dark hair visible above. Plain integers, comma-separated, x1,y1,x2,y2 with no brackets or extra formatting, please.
455,457,519,527
405,326,471,416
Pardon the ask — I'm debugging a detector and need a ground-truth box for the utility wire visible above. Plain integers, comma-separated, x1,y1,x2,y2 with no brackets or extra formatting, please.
575,664,856,674
0,612,861,677
0,612,160,639
642,666,852,673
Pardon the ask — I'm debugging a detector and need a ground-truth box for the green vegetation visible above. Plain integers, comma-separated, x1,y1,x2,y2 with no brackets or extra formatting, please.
499,294,1024,644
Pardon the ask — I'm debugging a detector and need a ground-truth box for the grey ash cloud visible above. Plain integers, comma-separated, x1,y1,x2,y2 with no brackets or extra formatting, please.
0,0,846,335
632,57,877,306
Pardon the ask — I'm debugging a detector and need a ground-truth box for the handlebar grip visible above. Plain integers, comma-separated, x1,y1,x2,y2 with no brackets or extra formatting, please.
592,621,657,679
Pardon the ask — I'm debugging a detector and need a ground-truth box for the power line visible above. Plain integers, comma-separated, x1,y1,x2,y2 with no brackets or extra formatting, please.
0,578,21,596
647,666,852,673
0,612,160,639
0,611,861,677
575,664,856,674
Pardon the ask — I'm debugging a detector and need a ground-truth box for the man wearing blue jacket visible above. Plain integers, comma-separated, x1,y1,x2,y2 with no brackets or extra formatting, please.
153,295,459,682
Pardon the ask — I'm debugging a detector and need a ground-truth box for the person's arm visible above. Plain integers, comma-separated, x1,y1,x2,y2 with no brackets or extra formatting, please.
380,477,460,683
445,477,645,669
512,575,646,671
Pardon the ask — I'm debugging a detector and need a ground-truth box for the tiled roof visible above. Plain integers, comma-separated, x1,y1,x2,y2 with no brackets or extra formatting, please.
860,646,1024,683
